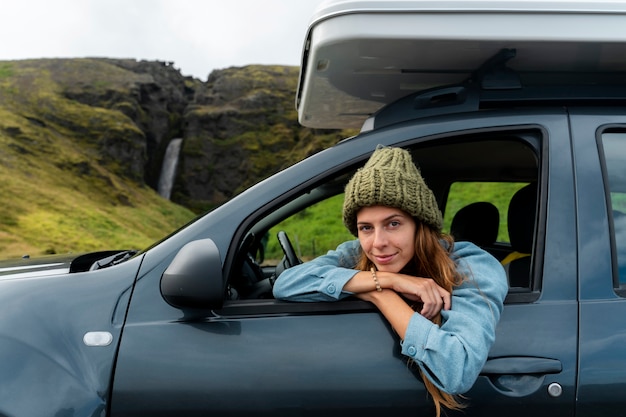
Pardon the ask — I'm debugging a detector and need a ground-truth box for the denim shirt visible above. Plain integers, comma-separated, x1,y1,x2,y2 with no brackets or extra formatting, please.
273,239,508,394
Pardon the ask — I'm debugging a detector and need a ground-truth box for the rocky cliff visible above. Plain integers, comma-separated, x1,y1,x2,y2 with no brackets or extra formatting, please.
1,58,349,213
0,58,353,256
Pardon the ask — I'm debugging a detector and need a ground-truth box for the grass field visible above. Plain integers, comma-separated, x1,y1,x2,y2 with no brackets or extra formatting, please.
0,157,196,258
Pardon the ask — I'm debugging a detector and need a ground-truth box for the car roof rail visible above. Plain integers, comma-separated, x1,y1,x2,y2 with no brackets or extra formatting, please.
472,48,521,90
364,48,626,132
364,84,481,131
367,49,520,131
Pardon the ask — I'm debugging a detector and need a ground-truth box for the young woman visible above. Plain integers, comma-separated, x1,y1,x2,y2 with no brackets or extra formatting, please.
273,146,508,416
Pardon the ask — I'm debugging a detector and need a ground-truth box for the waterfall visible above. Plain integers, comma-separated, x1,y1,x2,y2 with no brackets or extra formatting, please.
157,138,183,200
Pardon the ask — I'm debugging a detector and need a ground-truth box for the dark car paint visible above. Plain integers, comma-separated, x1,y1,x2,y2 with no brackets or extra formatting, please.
0,255,143,416
570,109,626,416
0,106,624,416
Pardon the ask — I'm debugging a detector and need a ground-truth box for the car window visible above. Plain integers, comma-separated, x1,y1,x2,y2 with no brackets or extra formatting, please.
600,132,626,286
443,180,537,291
228,130,541,302
444,181,529,245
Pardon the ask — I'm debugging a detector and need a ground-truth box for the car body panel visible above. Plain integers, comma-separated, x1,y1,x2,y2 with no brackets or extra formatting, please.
111,312,430,416
0,253,74,279
569,109,626,416
0,254,143,417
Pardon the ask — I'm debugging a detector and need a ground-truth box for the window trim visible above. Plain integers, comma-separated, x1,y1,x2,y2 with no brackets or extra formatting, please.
597,128,626,295
215,298,376,318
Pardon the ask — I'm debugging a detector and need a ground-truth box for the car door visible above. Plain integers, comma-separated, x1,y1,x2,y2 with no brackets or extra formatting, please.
109,111,578,417
110,276,430,416
570,110,626,416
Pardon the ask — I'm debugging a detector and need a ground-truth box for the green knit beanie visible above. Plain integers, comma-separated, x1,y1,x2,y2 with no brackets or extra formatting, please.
342,146,443,235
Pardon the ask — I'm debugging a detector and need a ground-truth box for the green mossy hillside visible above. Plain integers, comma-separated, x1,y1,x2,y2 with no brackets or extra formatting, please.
0,59,353,259
0,59,195,258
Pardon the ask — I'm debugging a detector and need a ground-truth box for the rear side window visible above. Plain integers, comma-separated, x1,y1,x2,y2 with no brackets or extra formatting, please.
600,132,626,285
444,181,536,289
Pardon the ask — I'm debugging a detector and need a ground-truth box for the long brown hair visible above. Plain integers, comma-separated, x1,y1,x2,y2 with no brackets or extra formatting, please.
356,221,465,417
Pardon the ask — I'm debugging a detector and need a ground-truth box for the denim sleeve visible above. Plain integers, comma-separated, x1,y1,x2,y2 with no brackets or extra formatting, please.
400,241,508,394
272,239,362,302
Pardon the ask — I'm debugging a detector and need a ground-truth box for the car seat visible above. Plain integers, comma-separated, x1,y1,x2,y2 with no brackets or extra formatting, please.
450,202,500,247
501,183,537,288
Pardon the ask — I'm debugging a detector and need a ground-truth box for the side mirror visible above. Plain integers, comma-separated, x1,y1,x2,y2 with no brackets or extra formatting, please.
160,239,224,309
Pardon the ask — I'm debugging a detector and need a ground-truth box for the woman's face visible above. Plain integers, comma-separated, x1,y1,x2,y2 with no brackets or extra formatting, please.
356,205,417,273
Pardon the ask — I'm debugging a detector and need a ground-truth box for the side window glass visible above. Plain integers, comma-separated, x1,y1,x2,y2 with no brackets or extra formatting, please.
600,132,626,285
444,181,535,290
444,181,528,245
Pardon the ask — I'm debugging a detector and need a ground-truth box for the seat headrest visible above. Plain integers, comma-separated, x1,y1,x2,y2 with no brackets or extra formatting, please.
451,202,499,246
507,183,537,253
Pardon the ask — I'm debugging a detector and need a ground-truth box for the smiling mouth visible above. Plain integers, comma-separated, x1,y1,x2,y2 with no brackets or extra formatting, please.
374,254,395,264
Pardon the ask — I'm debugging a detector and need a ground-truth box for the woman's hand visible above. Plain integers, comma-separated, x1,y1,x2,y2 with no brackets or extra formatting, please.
377,272,451,319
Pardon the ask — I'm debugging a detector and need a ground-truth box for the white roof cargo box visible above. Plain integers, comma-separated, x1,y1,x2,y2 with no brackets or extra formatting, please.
296,0,626,129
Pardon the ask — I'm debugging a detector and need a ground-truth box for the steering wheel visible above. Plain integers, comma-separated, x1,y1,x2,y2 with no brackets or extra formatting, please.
277,230,302,268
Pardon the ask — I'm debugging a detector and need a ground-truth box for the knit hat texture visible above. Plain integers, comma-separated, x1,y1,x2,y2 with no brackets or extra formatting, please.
342,146,442,235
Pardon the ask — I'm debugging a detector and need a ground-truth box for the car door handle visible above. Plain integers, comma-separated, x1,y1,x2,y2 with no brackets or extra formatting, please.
481,357,562,375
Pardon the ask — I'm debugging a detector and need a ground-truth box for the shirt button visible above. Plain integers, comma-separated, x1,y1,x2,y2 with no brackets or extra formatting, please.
327,284,336,294
407,346,417,356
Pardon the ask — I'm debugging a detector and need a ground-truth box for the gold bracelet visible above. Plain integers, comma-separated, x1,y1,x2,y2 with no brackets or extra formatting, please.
371,267,382,292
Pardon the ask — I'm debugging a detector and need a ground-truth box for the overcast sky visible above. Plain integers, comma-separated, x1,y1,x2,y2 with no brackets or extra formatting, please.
2,0,324,81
